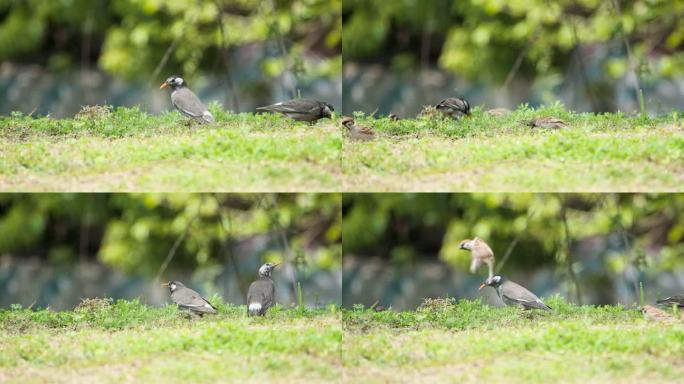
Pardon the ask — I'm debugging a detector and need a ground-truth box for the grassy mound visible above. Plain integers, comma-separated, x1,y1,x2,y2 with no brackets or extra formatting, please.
0,299,342,383
342,104,684,191
342,297,683,383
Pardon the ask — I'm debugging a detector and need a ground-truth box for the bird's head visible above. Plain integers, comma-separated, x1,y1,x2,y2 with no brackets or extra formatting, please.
340,116,355,129
160,76,185,90
161,280,184,292
258,262,280,278
479,275,502,290
459,238,475,250
322,103,334,118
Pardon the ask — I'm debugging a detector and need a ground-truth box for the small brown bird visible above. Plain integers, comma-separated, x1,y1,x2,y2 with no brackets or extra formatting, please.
528,117,567,129
417,105,440,119
641,305,679,322
435,97,471,119
656,295,684,308
459,237,495,279
340,116,375,141
486,108,511,117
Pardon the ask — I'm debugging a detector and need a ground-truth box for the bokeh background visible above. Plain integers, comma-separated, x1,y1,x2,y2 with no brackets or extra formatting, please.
343,0,684,116
0,193,342,310
343,193,684,310
0,0,342,117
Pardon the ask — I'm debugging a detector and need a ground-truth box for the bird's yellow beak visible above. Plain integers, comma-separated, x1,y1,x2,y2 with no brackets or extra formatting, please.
478,283,486,290
161,282,169,287
159,82,168,89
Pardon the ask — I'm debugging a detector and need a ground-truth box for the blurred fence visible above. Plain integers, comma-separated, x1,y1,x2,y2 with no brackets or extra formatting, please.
343,62,684,117
0,47,341,118
0,255,341,310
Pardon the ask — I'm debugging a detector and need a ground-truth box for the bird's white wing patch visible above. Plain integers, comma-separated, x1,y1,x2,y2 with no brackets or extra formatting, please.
248,303,262,312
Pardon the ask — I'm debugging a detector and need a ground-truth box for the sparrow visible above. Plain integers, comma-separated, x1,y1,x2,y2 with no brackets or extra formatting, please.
340,116,375,141
486,108,511,117
641,305,679,323
459,237,495,279
256,99,334,122
528,117,567,129
160,76,215,123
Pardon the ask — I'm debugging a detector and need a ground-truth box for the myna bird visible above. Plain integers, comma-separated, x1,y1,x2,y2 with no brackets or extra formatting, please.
162,281,218,316
247,263,279,316
388,113,400,121
340,116,375,141
160,76,215,123
480,275,552,311
656,295,684,308
435,97,471,119
641,305,679,322
459,237,495,279
528,117,567,129
256,99,334,122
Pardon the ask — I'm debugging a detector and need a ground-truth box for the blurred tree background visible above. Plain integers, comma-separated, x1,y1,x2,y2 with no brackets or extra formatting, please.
343,0,684,115
343,193,684,308
0,0,342,115
0,193,341,308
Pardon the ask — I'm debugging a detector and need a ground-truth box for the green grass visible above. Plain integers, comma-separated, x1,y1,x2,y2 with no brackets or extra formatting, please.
342,297,684,383
0,105,341,191
0,299,342,383
342,104,684,191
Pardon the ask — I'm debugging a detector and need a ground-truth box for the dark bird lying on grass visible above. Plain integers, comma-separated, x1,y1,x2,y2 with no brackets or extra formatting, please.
256,99,334,122
388,113,400,121
162,281,218,316
247,263,279,316
160,76,215,124
340,116,375,141
435,97,471,119
459,237,495,279
656,295,684,308
480,275,552,311
528,117,567,129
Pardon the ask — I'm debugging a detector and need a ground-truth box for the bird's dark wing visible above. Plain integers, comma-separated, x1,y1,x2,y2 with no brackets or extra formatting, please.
172,88,209,119
501,281,551,310
437,98,469,112
258,100,320,114
247,279,275,309
657,295,684,306
173,288,217,314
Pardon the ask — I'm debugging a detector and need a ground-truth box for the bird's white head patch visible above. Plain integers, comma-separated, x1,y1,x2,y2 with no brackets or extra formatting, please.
258,262,280,278
165,76,184,87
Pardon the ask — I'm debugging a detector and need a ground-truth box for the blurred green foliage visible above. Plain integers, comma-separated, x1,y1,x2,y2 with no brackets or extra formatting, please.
0,0,341,80
343,0,684,83
342,193,684,274
0,193,341,275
